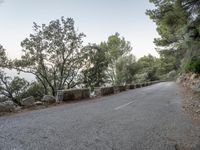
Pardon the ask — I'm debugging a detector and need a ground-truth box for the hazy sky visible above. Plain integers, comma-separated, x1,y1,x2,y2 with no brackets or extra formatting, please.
0,0,159,59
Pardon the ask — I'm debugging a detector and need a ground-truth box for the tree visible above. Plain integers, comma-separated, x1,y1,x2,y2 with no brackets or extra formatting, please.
81,44,108,88
146,0,200,73
136,54,159,81
14,17,86,96
100,33,132,84
0,72,29,105
20,81,45,100
115,55,138,85
0,44,9,68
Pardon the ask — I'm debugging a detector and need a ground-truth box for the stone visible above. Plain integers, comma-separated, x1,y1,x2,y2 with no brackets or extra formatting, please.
21,96,35,107
176,77,182,83
41,95,56,103
195,109,200,113
190,73,198,80
118,85,126,92
129,84,136,89
56,90,64,102
0,100,16,112
34,101,43,105
100,87,114,96
135,84,141,88
94,87,101,97
125,84,130,90
59,88,90,101
191,81,200,93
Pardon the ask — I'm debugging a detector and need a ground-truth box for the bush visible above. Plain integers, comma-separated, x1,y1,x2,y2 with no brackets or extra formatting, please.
20,82,45,100
167,70,177,79
185,57,200,73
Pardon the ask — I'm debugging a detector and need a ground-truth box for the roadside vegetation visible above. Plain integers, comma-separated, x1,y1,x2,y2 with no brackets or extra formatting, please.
146,0,200,75
0,17,173,104
1,0,200,106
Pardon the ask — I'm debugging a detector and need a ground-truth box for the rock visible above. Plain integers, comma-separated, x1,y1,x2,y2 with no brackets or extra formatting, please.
58,88,90,102
14,106,22,111
41,95,56,103
191,81,200,93
125,84,130,90
34,101,43,105
94,87,101,97
118,85,127,92
176,77,182,83
190,73,198,80
135,84,141,88
56,90,64,102
129,84,136,89
0,100,16,112
21,96,35,107
195,109,200,113
100,87,114,96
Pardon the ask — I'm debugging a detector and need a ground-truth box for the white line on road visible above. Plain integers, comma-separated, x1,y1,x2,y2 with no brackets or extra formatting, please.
114,101,135,110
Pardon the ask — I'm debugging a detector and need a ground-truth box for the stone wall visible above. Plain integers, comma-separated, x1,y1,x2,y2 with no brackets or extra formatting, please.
0,81,160,113
118,85,127,92
100,87,115,96
57,88,90,102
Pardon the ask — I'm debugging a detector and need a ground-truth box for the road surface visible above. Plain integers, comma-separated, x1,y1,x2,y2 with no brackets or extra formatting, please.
0,82,200,150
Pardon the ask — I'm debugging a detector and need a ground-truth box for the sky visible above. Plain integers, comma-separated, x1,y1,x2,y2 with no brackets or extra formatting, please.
0,0,159,60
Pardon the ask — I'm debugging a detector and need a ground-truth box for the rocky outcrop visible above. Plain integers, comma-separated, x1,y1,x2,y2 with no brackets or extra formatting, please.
177,73,200,93
21,96,35,107
0,100,16,112
41,95,56,103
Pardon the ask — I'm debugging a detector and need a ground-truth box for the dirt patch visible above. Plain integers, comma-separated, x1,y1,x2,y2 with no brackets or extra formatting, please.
175,144,192,150
178,83,200,124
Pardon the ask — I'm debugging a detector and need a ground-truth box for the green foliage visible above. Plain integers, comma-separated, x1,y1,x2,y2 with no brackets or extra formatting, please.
185,57,200,73
82,44,108,88
157,50,180,74
147,0,200,73
100,33,133,85
14,17,86,95
136,54,160,81
0,71,29,105
0,44,10,68
20,82,45,100
115,55,138,85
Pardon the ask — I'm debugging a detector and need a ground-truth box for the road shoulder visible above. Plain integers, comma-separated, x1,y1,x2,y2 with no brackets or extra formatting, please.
178,83,200,124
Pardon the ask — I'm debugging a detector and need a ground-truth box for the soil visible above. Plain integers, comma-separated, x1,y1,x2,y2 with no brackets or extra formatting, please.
179,83,200,124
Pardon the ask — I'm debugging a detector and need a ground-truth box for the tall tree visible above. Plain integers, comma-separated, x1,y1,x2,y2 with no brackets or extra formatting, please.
137,54,159,81
115,54,138,85
0,44,29,104
0,44,9,68
146,0,200,72
100,33,132,84
14,17,86,95
81,44,108,88
0,73,29,105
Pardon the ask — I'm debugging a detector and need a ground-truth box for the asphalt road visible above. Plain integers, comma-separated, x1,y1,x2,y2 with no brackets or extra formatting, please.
0,82,200,150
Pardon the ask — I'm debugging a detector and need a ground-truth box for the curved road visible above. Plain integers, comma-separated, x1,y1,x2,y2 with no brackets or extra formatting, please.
0,82,200,150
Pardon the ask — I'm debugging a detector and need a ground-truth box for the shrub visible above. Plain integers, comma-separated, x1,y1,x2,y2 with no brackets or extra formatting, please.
185,57,200,73
20,82,45,100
